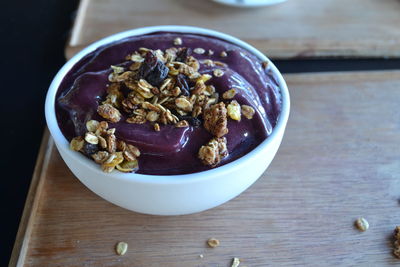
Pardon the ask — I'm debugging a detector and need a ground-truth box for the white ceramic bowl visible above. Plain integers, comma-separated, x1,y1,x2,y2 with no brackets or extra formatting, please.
45,26,290,215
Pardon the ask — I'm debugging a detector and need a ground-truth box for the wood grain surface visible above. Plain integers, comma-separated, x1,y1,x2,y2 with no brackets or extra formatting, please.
65,0,400,59
12,71,400,266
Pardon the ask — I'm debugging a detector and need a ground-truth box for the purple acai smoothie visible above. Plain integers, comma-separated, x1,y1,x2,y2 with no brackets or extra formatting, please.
56,32,282,175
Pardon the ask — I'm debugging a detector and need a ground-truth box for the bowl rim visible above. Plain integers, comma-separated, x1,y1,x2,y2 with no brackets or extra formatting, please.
45,25,290,185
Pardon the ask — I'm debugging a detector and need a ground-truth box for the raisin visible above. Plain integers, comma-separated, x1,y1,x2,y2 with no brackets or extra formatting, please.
176,74,190,96
138,51,158,79
176,47,192,62
138,51,169,86
146,61,169,86
176,115,202,128
189,117,202,128
82,143,99,156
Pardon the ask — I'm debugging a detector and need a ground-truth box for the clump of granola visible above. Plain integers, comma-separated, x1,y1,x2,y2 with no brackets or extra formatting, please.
203,102,228,138
70,120,140,173
70,38,258,171
198,137,228,167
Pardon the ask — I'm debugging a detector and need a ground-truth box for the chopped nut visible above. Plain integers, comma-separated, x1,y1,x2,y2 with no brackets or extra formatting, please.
194,48,205,54
241,105,255,119
85,132,99,145
222,89,237,100
213,69,224,77
203,102,228,137
220,51,227,57
154,123,161,131
97,104,121,123
175,120,189,128
207,238,220,248
355,217,369,232
262,61,269,69
115,241,128,256
198,137,228,166
208,49,214,56
70,136,84,151
173,37,182,45
227,100,241,121
231,257,240,267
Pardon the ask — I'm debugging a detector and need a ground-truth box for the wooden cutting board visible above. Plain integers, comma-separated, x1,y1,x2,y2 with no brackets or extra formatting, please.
10,71,400,266
65,0,400,59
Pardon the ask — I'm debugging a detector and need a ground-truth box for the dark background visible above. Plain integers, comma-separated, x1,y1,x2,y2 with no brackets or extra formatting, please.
2,1,400,265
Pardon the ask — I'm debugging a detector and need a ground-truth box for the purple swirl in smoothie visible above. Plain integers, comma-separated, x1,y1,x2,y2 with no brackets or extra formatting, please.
56,32,282,175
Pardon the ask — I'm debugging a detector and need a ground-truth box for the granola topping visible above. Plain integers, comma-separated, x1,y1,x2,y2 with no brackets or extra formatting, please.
71,120,140,173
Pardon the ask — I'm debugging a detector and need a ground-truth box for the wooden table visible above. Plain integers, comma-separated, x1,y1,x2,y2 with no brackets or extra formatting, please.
11,71,400,266
66,0,400,59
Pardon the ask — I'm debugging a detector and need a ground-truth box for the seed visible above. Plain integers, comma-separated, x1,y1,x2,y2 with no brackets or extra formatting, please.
194,48,205,54
213,69,224,77
85,132,99,145
173,37,182,45
222,89,237,100
207,238,220,248
241,105,255,119
227,100,241,121
131,54,144,62
115,241,128,256
154,123,160,131
220,51,227,57
355,217,369,231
